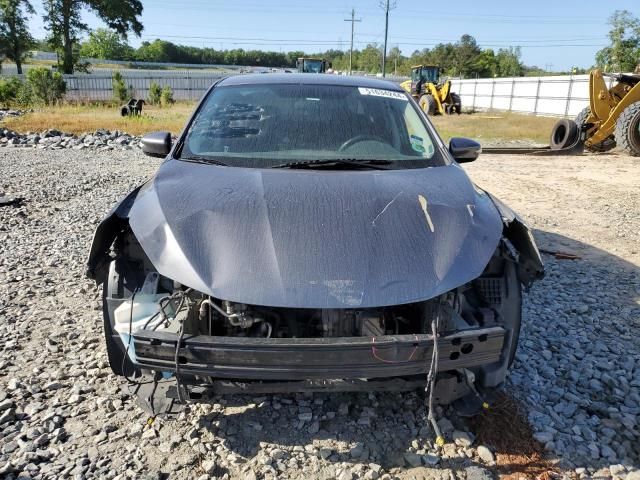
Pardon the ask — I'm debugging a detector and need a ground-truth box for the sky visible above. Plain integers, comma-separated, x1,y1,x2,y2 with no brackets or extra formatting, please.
26,0,640,70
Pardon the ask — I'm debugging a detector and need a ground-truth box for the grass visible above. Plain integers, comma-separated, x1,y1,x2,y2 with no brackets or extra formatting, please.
3,103,558,144
3,102,196,136
432,112,559,144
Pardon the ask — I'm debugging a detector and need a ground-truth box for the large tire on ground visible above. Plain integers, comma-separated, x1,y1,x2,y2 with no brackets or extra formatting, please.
575,107,616,153
550,119,579,150
419,94,436,115
614,101,640,156
448,92,462,115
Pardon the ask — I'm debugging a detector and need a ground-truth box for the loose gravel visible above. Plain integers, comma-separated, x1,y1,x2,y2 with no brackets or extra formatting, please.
0,147,638,480
1,127,140,150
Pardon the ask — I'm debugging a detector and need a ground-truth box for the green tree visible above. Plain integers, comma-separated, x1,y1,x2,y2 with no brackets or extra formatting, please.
26,66,66,105
0,0,35,74
112,70,128,101
595,10,640,72
387,46,402,75
80,27,134,60
495,47,523,77
160,85,173,106
474,49,497,78
0,76,22,104
136,39,172,62
147,80,161,105
43,0,143,74
286,50,305,67
357,44,382,73
452,35,481,78
429,43,456,75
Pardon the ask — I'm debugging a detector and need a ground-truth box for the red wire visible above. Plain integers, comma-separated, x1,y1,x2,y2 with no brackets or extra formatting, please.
370,335,420,363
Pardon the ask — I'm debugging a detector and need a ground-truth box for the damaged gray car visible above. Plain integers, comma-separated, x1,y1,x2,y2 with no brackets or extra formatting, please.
87,74,543,415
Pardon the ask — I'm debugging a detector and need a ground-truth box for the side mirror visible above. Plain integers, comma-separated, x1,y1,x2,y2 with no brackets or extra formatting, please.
141,131,172,158
449,137,481,163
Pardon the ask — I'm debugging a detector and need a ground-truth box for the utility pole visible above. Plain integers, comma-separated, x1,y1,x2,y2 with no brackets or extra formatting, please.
380,0,396,77
344,9,361,75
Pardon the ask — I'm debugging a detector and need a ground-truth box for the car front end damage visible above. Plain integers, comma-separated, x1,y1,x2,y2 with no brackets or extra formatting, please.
87,161,543,412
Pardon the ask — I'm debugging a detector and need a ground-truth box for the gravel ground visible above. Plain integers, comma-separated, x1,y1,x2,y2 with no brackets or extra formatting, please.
0,148,638,480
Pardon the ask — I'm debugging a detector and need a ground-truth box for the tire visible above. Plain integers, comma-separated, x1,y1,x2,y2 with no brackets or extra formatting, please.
549,119,579,150
449,92,462,115
419,94,436,115
614,101,640,156
575,107,616,153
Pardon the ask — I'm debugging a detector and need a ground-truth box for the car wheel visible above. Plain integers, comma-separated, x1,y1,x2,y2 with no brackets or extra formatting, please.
419,94,436,115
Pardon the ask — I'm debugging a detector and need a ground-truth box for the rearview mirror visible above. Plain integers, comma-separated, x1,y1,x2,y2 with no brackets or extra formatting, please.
449,137,481,163
141,131,172,158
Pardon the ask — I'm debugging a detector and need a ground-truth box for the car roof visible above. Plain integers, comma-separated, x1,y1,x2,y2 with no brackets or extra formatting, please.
217,73,404,91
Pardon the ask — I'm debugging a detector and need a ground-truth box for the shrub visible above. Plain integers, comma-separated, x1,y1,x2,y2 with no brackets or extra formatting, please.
15,82,33,106
160,85,174,107
26,67,66,105
148,81,162,105
112,71,128,102
0,77,23,106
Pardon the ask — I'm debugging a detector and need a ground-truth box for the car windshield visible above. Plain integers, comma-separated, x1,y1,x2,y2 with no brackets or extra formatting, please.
303,60,323,73
411,67,439,84
180,83,446,169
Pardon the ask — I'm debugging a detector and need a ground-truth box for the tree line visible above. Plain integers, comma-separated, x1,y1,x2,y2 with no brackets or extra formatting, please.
1,1,639,76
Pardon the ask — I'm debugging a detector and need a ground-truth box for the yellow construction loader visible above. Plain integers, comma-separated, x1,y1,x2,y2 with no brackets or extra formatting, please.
481,67,640,157
573,68,640,155
400,65,461,115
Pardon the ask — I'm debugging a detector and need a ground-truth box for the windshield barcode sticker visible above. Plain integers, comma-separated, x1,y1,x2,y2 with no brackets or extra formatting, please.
358,87,408,101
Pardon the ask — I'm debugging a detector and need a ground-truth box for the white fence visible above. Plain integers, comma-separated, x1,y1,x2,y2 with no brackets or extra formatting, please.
451,75,593,117
1,66,606,117
2,72,229,102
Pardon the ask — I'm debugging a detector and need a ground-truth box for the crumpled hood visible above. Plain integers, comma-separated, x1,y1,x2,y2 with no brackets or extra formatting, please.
129,159,503,308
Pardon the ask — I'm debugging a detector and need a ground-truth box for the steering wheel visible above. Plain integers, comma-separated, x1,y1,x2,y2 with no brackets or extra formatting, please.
338,135,388,152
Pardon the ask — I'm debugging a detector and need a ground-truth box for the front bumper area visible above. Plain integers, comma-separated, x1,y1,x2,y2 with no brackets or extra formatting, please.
131,326,505,381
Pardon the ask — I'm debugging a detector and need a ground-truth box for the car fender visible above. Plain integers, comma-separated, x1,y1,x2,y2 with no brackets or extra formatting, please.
86,183,146,284
484,190,545,287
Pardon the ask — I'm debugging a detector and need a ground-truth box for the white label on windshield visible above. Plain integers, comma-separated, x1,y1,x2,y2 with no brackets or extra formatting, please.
358,87,408,101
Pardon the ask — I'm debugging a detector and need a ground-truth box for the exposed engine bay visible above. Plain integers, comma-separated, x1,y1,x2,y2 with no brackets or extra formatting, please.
114,263,511,343
101,221,526,418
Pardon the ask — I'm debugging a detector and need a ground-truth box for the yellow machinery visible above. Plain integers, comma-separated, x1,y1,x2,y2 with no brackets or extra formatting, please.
400,65,461,115
573,68,640,155
296,58,330,74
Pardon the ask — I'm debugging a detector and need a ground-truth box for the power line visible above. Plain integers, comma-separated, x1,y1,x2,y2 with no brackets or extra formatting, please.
136,34,606,50
344,8,362,75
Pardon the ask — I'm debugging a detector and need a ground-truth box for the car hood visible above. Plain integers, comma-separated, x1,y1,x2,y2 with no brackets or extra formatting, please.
129,159,503,308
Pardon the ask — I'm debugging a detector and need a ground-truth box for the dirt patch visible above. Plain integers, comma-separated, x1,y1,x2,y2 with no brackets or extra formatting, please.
469,394,559,479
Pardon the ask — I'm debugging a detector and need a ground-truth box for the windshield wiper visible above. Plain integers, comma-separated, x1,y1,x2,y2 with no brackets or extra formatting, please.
180,155,229,166
271,159,392,170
